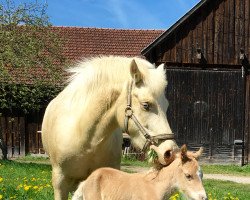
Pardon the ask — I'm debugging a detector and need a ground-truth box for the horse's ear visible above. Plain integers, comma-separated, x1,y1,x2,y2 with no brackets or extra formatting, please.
130,59,142,84
157,63,165,71
180,144,189,163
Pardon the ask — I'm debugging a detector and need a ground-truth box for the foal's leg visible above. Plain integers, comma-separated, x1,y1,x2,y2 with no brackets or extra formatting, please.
52,167,75,200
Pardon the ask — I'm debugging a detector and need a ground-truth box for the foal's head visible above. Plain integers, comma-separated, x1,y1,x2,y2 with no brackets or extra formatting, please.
174,145,207,200
150,143,207,199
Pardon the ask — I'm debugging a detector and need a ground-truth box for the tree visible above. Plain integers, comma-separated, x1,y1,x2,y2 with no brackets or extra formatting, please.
0,0,65,159
0,0,65,82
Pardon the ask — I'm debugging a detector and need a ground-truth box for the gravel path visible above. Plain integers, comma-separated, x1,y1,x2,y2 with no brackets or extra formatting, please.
121,166,250,184
203,174,250,184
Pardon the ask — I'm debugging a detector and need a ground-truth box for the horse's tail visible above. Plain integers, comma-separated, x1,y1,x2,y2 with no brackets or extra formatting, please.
72,181,85,200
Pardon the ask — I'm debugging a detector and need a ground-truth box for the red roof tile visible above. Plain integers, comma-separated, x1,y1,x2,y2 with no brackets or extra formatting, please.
2,27,164,84
52,26,164,61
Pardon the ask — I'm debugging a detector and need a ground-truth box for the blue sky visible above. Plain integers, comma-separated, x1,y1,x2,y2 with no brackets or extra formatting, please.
18,0,200,29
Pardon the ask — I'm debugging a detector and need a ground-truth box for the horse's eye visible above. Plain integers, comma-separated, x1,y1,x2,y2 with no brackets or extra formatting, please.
142,102,150,111
185,173,192,180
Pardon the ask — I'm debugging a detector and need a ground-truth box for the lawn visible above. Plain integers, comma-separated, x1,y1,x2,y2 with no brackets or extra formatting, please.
1,159,250,199
201,164,250,176
0,160,53,200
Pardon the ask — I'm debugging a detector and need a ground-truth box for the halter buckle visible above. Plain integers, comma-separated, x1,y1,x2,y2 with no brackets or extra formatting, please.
125,106,133,117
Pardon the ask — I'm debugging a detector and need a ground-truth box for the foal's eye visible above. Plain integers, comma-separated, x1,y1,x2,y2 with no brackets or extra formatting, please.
141,102,150,111
185,173,192,181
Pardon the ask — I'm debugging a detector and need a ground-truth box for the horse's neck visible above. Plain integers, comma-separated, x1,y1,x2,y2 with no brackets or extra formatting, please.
76,85,124,146
150,160,179,199
60,76,127,148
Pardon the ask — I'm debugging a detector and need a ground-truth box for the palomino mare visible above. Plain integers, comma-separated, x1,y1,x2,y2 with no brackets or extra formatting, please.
72,144,207,200
41,56,175,200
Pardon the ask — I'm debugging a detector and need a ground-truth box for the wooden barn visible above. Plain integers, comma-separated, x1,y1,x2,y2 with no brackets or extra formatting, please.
0,27,163,158
142,0,250,165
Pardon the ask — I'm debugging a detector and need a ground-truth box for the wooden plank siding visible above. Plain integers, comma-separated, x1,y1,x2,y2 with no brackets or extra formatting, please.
143,0,250,164
165,68,245,164
0,111,44,157
246,75,250,164
0,116,25,157
146,0,249,66
26,112,44,154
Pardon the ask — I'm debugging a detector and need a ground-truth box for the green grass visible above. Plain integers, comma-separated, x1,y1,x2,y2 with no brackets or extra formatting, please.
14,154,50,164
0,160,53,200
14,155,250,176
170,180,250,200
121,155,149,167
201,164,250,176
1,159,250,199
204,179,250,200
121,156,250,176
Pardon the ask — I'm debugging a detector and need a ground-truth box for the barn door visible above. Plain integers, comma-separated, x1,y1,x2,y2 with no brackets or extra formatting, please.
26,111,44,154
245,75,250,164
0,110,44,158
166,68,245,164
0,114,25,157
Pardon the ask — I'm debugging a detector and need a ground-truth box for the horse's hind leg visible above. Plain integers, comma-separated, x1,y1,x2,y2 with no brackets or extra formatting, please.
52,167,75,200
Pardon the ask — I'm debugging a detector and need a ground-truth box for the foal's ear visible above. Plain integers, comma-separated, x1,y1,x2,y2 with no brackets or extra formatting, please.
130,59,142,84
180,144,189,163
193,147,204,160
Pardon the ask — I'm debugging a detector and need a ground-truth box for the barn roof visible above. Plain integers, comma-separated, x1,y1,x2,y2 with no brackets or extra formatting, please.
2,27,164,84
53,26,164,60
141,0,210,56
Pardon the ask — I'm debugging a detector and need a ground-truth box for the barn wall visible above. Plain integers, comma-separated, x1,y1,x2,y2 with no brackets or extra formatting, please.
26,111,44,154
165,68,245,164
0,111,44,157
143,0,250,164
246,75,250,163
0,115,25,157
147,0,250,66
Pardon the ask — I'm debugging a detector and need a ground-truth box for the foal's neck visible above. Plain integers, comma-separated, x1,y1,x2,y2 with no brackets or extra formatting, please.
150,160,179,199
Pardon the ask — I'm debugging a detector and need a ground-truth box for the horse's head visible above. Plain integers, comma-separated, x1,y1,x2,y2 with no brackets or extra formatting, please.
174,145,207,200
116,58,175,151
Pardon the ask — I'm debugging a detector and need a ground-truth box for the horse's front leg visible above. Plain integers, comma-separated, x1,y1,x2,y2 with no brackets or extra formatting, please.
52,167,76,200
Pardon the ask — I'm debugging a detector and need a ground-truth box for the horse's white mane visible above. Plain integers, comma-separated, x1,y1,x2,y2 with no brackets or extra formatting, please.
64,56,167,101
